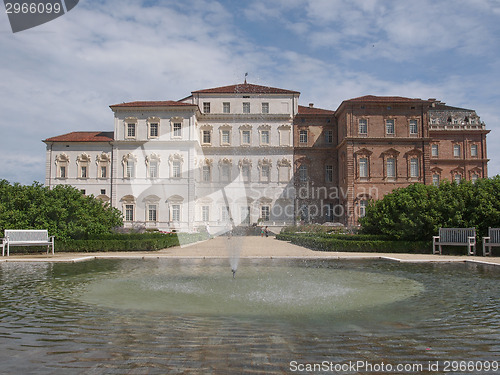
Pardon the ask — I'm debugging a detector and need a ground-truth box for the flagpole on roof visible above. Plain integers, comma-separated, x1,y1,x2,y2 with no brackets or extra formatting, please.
244,72,248,84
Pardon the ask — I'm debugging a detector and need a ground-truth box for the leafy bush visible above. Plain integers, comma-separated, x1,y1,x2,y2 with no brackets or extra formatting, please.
359,177,500,241
0,180,123,240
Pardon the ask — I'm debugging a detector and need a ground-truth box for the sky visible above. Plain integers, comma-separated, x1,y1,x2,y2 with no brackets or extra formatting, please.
1,0,499,185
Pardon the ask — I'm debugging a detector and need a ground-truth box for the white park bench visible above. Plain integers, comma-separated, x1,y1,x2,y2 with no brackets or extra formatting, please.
2,230,55,256
482,227,500,256
433,228,476,255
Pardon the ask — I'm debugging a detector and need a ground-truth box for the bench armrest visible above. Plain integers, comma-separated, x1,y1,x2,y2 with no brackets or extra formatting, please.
468,236,476,244
483,236,490,242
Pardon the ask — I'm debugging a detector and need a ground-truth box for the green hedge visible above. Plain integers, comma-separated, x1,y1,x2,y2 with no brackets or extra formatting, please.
276,233,430,253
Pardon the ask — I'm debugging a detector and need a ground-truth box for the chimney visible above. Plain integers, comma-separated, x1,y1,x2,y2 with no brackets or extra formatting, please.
309,103,314,108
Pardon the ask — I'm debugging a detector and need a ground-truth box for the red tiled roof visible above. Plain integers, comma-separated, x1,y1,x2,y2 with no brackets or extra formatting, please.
44,131,114,142
110,100,197,108
298,105,334,115
344,95,424,103
192,83,300,95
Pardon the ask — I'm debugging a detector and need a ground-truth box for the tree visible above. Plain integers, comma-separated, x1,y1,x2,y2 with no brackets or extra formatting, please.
0,180,123,240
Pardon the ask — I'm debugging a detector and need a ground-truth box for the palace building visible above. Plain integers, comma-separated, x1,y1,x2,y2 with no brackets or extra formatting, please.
43,82,489,231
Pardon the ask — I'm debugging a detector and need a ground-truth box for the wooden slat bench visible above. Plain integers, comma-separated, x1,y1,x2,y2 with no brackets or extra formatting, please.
2,230,55,256
433,228,476,255
482,228,500,256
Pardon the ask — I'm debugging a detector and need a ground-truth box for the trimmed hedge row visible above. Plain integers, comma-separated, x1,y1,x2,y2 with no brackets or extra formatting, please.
276,233,431,253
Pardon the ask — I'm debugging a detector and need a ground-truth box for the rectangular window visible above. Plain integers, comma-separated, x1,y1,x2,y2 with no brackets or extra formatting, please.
100,189,106,195
455,174,461,184
409,119,418,135
173,123,182,137
149,123,158,137
454,144,461,158
81,166,87,178
359,200,367,218
359,119,367,134
471,144,478,157
127,123,136,138
242,165,250,182
431,144,439,157
60,166,66,178
261,130,270,145
149,161,158,178
262,102,269,114
203,130,211,144
242,130,251,145
261,165,270,182
433,174,440,186
223,102,230,113
203,102,210,113
387,158,396,179
126,161,135,178
202,206,210,222
173,161,181,178
100,166,107,178
148,205,157,222
359,158,368,178
325,165,333,182
261,206,270,222
299,130,308,143
299,165,308,182
171,205,180,222
221,206,230,222
202,165,211,182
221,165,230,182
410,158,419,177
325,130,333,144
125,204,134,221
243,102,250,113
221,130,230,145
471,174,479,183
385,119,395,135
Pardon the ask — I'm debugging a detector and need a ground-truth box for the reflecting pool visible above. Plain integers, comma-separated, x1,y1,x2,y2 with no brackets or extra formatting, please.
0,258,498,374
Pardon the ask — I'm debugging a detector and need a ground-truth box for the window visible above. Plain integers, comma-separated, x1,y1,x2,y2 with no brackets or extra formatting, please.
202,165,211,182
203,130,211,144
386,158,396,179
203,102,210,113
148,205,157,222
173,161,181,178
60,166,66,178
431,144,439,157
359,158,368,178
325,165,333,182
56,153,69,179
149,123,159,138
432,174,440,186
455,174,462,184
325,130,333,144
125,204,134,221
260,130,270,145
221,206,230,222
100,166,107,178
242,130,251,145
171,205,180,222
100,189,106,195
278,165,289,182
410,158,419,178
359,200,367,218
202,206,210,222
359,119,367,135
299,165,308,182
80,189,86,195
409,119,418,135
221,164,231,182
127,123,136,138
149,161,158,178
385,119,395,135
126,161,135,178
223,102,230,114
241,165,250,182
279,127,290,146
261,206,270,222
221,130,230,145
243,102,250,113
262,102,269,114
299,130,308,143
471,174,479,183
453,144,461,158
173,123,182,137
261,165,270,182
471,144,478,157
80,166,87,179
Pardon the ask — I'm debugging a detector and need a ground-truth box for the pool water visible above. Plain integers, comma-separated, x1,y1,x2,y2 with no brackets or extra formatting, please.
0,258,498,374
